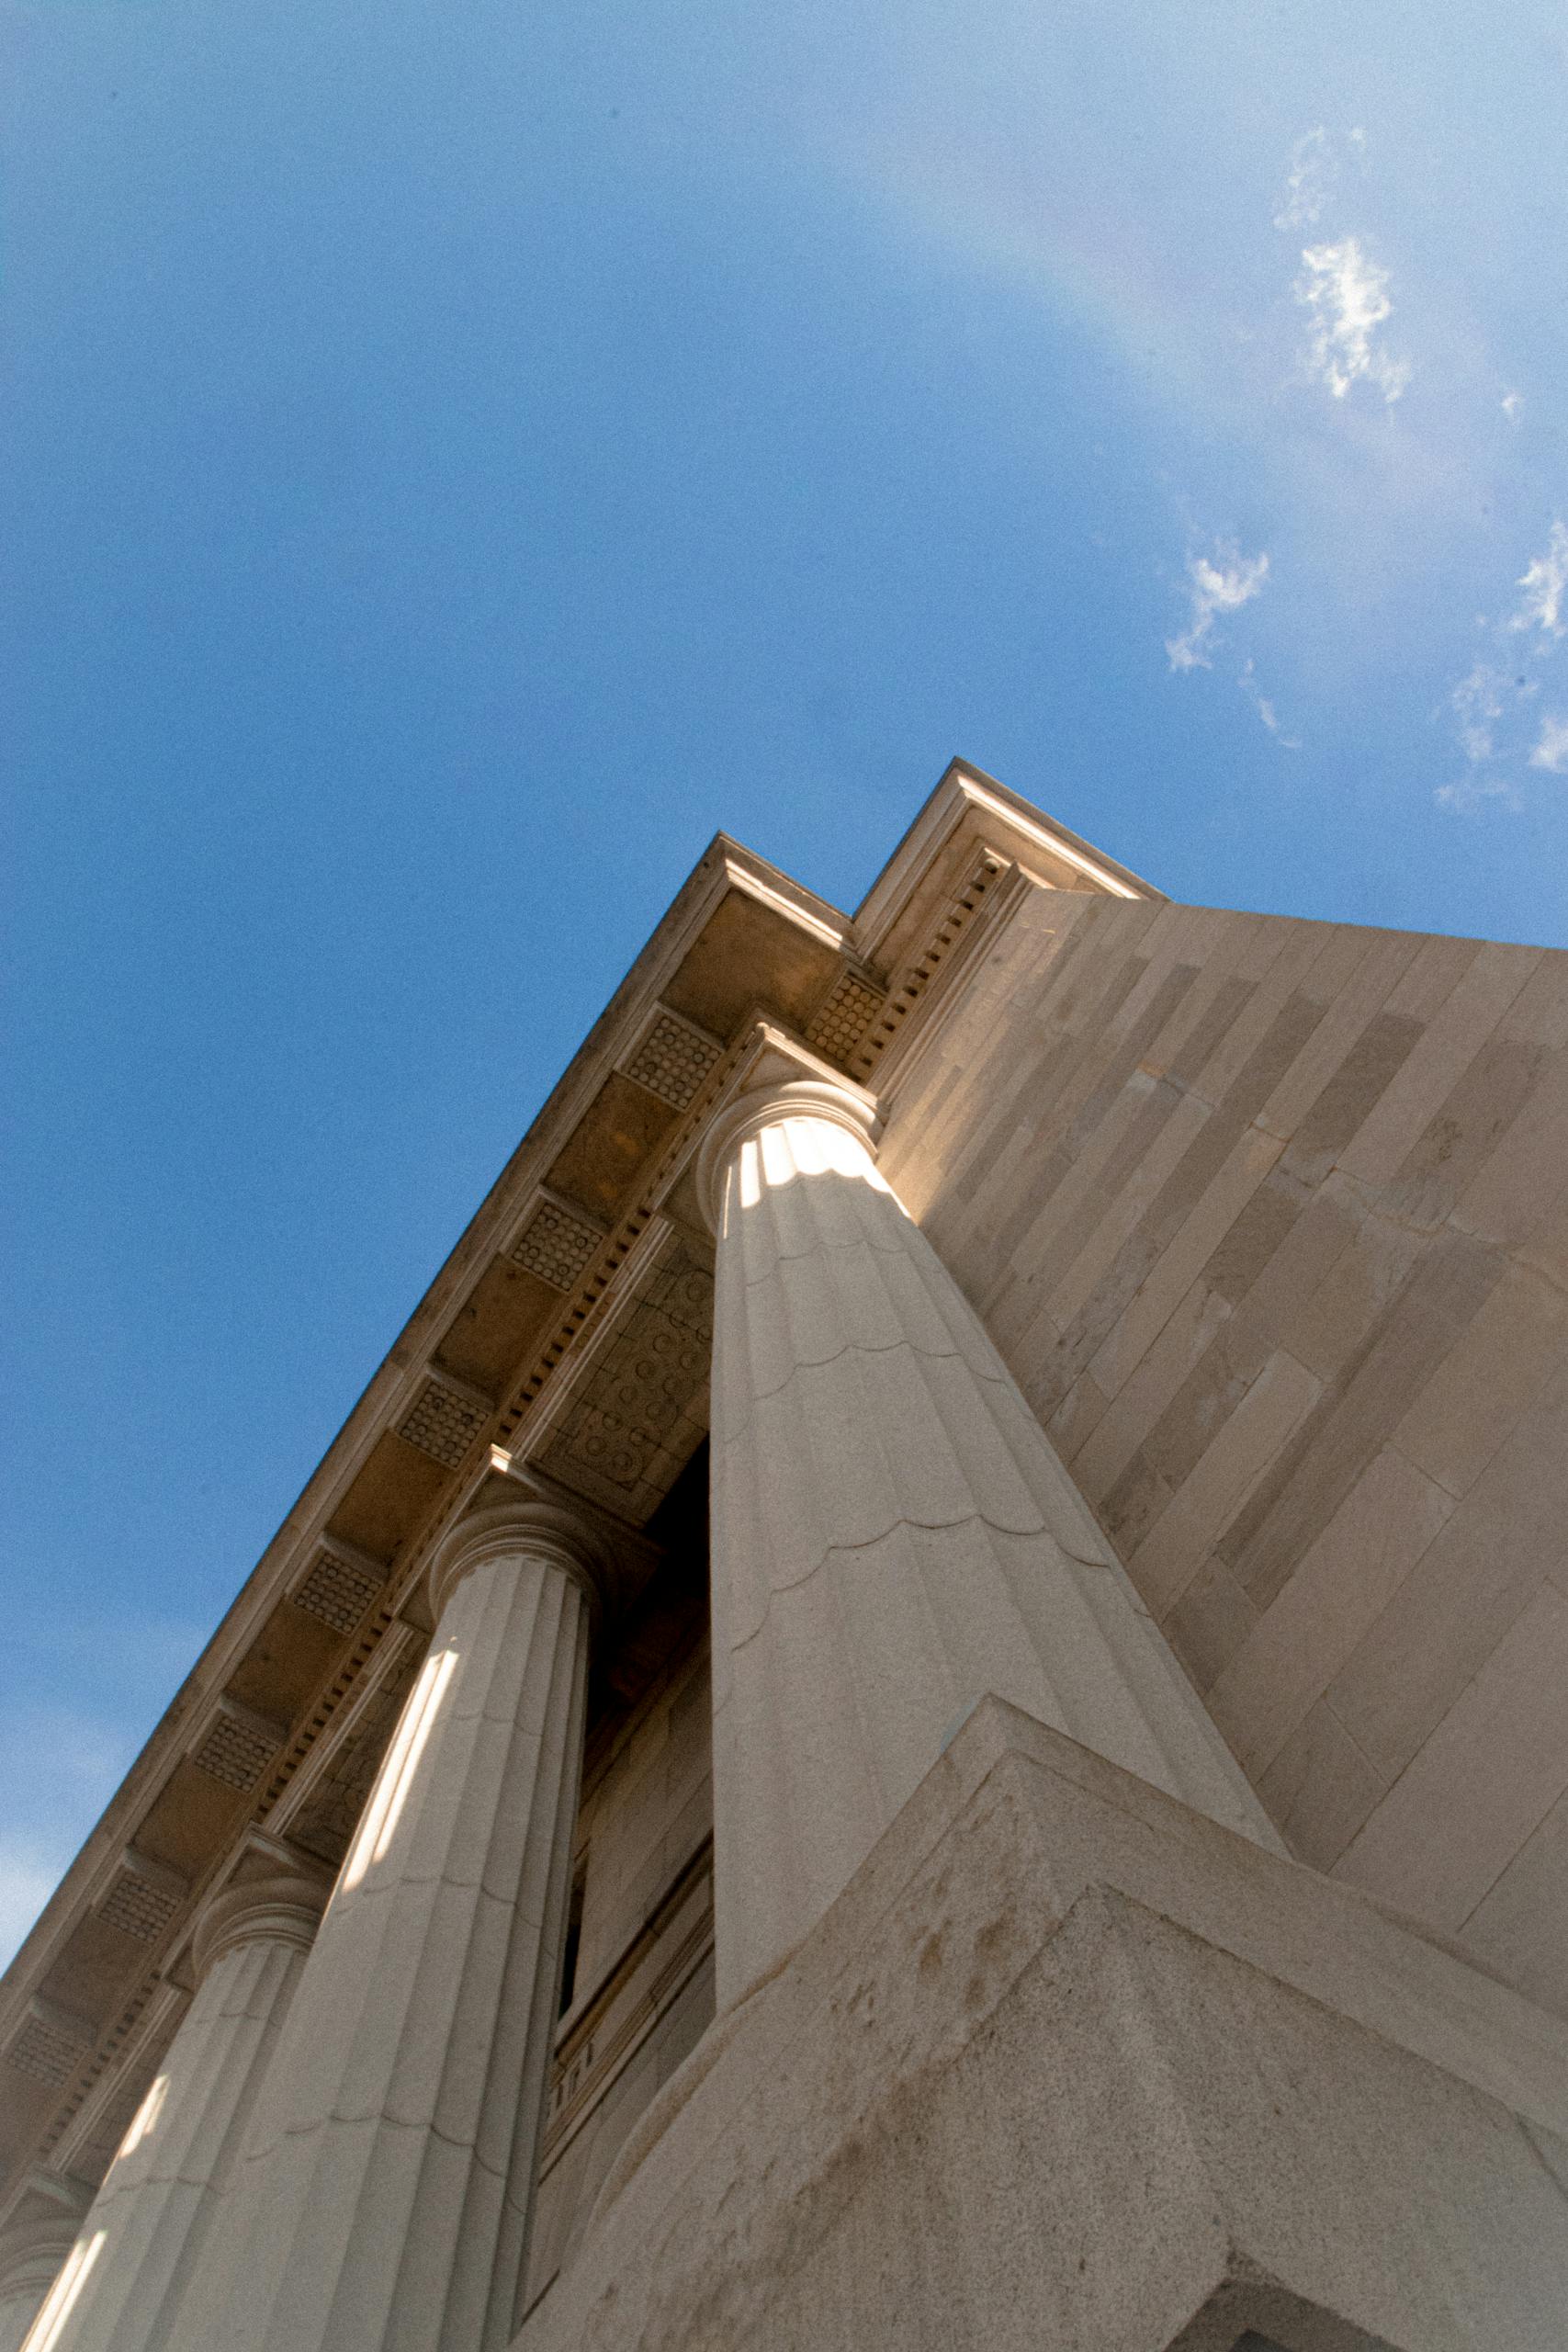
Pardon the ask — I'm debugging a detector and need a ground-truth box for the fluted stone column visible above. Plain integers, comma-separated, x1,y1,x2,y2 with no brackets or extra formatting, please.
180,1498,600,2352
698,1060,1282,2007
29,1868,326,2352
0,2217,85,2352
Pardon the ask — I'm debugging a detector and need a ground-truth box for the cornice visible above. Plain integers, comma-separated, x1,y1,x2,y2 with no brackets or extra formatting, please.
854,758,1160,966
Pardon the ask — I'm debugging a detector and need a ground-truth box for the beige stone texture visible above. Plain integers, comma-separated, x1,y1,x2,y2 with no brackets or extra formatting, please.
175,1503,595,2352
525,1638,716,2312
0,2220,85,2352
1206,1446,1454,1776
880,888,1568,2011
1334,1584,1568,1929
704,1070,1279,2005
517,1698,1568,2352
35,1869,325,2352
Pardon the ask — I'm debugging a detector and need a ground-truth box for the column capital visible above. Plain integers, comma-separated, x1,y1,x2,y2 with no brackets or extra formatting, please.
426,1495,615,1624
191,1865,330,1984
0,2212,85,2302
694,1025,882,1233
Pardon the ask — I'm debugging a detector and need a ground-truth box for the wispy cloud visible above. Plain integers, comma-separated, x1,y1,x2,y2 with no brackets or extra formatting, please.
1272,124,1364,232
1436,772,1521,815
1530,714,1568,774
1508,519,1568,637
1295,237,1410,403
1166,542,1269,672
1450,662,1507,766
1438,525,1568,814
1273,127,1334,231
1501,390,1523,424
1239,657,1301,748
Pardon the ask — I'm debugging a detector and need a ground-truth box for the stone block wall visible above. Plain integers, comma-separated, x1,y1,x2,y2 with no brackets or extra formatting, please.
880,885,1568,2017
525,1637,715,2312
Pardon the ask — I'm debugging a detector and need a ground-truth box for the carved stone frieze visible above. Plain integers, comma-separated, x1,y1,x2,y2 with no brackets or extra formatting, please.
539,1241,714,1525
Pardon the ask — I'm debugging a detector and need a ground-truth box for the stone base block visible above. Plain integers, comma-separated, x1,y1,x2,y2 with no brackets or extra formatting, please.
517,1697,1568,2352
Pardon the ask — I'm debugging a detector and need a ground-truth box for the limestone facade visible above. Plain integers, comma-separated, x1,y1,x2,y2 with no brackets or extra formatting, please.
3,764,1565,2351
879,882,1568,2011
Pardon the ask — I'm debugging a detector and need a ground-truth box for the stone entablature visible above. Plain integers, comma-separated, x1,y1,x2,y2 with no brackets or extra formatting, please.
0,764,1135,2233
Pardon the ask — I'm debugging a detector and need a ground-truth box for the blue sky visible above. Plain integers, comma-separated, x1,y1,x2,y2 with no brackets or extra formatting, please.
4,0,1566,1963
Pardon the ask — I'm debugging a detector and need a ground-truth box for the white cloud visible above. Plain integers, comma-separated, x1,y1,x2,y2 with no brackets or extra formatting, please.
1239,658,1301,748
1438,531,1568,812
1294,238,1410,403
1436,773,1521,814
1272,124,1369,233
1166,543,1269,673
1508,521,1568,637
1501,390,1522,423
1529,714,1568,773
1449,662,1506,766
1273,128,1334,231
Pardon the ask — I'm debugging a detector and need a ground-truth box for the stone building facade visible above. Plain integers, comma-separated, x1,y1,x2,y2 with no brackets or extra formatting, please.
3,764,1566,2350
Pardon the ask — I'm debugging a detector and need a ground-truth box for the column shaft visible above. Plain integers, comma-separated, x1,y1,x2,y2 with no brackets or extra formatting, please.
182,1508,592,2352
706,1083,1280,2006
32,1877,321,2352
0,2222,84,2352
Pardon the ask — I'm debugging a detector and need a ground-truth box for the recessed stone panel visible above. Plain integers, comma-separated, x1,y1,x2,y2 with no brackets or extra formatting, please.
397,1379,489,1468
97,1862,184,1945
806,972,886,1066
545,1073,682,1220
512,1201,604,1290
623,1011,722,1112
290,1548,384,1637
6,2004,90,2090
191,1706,277,1793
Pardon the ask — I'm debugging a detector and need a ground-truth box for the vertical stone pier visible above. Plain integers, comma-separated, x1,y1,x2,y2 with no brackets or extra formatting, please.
35,1866,326,2352
179,1498,604,2352
698,1048,1280,2006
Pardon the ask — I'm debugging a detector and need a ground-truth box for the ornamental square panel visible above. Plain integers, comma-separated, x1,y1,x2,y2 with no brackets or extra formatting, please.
291,1547,384,1636
398,1379,488,1468
806,972,886,1065
192,1709,277,1793
512,1200,603,1290
98,1866,183,1944
624,1010,722,1112
6,2008,89,2089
